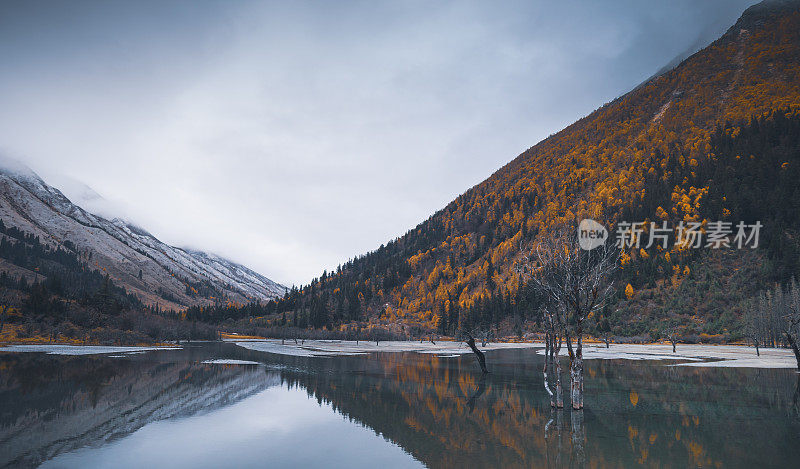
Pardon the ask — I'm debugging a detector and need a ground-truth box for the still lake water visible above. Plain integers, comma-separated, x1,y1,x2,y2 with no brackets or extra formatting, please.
1,342,798,468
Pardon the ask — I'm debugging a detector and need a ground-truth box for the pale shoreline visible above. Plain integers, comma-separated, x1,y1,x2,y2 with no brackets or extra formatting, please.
0,344,180,355
0,340,794,369
231,339,799,369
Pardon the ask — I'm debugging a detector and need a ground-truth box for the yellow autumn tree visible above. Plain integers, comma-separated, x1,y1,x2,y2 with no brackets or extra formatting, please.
625,283,634,300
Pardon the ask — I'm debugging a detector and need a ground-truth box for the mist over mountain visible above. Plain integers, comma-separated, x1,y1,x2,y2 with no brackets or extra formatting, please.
0,157,286,309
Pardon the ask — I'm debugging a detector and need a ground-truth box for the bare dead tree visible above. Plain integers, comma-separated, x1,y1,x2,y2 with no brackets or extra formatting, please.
542,315,555,407
463,331,489,374
592,308,615,348
748,291,779,350
523,227,618,410
544,309,564,408
552,327,564,408
517,263,564,408
746,298,762,356
601,332,612,348
664,325,681,353
785,316,800,370
470,326,493,347
783,279,800,370
748,279,800,369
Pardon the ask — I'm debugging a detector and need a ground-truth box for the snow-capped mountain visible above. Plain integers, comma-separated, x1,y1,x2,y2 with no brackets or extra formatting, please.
0,158,286,308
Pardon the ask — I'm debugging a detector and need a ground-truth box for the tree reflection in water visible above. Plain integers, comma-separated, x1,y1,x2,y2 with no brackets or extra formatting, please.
1,344,799,468
274,348,800,468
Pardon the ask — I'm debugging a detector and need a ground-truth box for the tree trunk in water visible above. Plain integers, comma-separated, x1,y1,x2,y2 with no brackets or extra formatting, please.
565,331,574,360
554,338,563,408
786,332,800,371
753,339,760,356
466,335,489,374
543,333,553,404
570,336,584,410
548,335,557,408
671,340,676,353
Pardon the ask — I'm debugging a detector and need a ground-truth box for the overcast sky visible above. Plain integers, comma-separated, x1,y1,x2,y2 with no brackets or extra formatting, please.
0,0,756,286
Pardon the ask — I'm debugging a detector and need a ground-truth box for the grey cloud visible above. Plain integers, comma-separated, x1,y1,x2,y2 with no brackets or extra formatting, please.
0,0,756,285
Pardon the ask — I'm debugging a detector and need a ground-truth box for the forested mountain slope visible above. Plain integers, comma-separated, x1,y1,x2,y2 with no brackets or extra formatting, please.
218,0,800,339
0,160,286,310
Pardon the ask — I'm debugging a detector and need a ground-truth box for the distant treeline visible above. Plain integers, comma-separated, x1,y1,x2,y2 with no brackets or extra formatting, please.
0,219,141,313
0,220,216,343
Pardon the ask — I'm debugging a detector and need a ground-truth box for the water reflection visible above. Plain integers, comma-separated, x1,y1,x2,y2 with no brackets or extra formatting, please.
265,349,800,468
40,384,421,469
0,346,278,467
1,344,799,468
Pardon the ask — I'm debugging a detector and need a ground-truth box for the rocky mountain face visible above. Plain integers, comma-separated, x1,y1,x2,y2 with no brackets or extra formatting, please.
0,159,286,309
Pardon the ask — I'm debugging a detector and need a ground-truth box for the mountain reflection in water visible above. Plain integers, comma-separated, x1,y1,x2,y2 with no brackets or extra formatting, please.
1,343,799,468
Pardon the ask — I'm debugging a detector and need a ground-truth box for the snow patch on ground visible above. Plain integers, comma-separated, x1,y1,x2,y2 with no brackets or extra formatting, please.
0,344,180,355
536,347,701,362
538,344,795,368
234,340,796,368
234,341,368,357
234,339,537,357
201,359,263,365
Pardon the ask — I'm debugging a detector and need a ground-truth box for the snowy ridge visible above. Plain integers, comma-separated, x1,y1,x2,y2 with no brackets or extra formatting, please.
0,159,286,306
